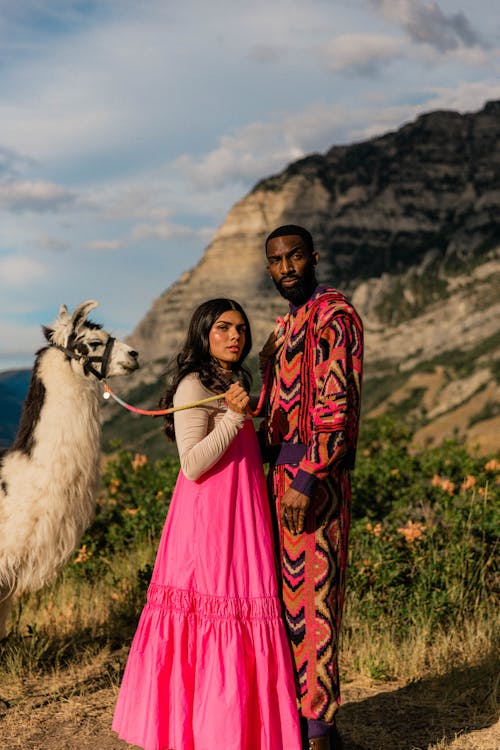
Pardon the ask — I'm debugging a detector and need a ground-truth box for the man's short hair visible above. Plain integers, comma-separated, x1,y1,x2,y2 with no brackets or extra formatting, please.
265,225,314,255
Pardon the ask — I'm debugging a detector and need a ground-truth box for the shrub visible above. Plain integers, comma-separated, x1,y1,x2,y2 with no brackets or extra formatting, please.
69,445,178,581
349,417,499,634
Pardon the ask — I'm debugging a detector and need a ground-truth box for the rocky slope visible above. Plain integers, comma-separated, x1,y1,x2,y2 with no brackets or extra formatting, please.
104,100,500,456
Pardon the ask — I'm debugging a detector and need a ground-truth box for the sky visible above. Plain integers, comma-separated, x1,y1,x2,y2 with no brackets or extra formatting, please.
1,0,499,370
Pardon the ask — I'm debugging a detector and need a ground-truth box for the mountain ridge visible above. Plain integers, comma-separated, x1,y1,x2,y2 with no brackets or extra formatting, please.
109,99,499,457
2,102,499,455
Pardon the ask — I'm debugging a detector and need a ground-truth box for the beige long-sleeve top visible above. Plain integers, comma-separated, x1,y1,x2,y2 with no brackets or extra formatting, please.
173,372,246,481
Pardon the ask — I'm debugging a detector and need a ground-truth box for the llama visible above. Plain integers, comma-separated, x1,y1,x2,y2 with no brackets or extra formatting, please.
0,301,139,637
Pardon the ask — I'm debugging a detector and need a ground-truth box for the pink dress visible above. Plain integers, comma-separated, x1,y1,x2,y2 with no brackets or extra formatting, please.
112,418,301,750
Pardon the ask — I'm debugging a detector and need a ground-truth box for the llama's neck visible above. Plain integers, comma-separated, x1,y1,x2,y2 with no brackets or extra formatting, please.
32,348,102,470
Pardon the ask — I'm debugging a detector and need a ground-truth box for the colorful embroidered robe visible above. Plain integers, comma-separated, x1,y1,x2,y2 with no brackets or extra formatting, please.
261,284,363,721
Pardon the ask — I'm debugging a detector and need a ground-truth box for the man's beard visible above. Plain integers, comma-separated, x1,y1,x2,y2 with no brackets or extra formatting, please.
273,265,317,305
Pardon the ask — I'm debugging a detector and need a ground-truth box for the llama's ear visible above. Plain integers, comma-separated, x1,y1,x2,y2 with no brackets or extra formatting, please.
42,326,54,342
58,304,70,322
71,300,99,331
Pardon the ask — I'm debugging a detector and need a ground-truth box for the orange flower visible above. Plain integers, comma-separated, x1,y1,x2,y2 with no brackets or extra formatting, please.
132,453,148,471
365,521,383,537
73,544,92,564
124,508,139,516
397,520,426,544
441,479,455,494
109,478,120,495
484,458,500,472
461,475,476,491
431,475,455,494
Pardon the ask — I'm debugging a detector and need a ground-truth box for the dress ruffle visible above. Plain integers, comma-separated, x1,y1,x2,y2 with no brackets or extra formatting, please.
147,582,284,621
112,588,301,750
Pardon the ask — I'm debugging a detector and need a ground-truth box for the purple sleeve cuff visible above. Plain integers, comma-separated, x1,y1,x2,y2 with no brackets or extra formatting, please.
291,469,317,497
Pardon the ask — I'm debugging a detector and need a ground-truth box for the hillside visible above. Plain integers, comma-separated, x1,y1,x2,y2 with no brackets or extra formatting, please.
1,103,496,457
101,100,500,458
0,370,32,449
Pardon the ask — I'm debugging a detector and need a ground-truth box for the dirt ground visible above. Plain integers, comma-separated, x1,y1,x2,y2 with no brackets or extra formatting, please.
0,655,498,750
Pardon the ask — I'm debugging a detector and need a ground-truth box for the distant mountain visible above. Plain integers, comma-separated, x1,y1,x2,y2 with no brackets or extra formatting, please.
99,100,500,457
0,369,31,449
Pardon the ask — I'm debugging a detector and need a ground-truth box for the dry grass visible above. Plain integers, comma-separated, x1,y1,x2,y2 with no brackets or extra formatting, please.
341,609,499,683
0,545,498,750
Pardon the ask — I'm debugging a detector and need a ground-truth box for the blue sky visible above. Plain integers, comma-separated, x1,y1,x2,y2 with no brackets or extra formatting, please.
1,0,499,370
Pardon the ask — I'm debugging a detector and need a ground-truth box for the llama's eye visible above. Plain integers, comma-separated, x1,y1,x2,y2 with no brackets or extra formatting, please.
89,341,102,350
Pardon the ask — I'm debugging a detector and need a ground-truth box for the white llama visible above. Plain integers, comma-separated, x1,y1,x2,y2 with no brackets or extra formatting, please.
0,300,139,637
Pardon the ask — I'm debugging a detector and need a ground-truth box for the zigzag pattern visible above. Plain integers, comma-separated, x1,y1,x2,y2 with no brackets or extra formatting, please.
265,286,363,721
272,466,352,721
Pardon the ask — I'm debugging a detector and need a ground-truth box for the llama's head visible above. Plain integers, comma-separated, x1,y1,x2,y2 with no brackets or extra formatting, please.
44,300,139,379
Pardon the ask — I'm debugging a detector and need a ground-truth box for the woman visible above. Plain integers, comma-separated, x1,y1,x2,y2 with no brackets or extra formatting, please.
112,299,301,750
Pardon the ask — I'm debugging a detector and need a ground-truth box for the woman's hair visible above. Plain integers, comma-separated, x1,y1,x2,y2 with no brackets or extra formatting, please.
159,298,252,441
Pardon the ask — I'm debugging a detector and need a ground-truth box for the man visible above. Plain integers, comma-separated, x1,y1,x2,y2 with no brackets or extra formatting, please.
259,225,363,750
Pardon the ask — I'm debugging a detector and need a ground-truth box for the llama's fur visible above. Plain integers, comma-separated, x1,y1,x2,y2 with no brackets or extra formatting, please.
0,301,139,636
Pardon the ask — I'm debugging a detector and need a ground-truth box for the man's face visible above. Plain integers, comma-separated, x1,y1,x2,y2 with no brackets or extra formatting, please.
266,234,319,304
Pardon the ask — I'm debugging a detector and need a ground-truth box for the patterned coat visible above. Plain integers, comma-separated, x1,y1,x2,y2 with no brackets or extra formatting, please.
261,284,363,721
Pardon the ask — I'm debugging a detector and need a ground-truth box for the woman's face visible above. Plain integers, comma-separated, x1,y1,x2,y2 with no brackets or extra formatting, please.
208,309,247,370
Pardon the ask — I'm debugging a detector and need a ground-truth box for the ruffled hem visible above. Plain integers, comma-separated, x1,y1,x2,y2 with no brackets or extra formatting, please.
147,582,283,621
112,592,302,750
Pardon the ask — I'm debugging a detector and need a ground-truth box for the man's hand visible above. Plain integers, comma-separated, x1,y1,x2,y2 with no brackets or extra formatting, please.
258,314,290,372
280,487,310,535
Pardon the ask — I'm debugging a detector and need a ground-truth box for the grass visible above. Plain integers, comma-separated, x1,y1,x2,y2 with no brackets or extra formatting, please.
0,418,498,750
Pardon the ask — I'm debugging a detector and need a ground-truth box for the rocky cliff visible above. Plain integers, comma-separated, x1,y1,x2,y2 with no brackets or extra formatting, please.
104,100,500,456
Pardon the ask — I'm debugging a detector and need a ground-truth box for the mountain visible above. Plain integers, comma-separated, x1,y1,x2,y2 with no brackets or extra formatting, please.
0,369,32,449
102,100,500,457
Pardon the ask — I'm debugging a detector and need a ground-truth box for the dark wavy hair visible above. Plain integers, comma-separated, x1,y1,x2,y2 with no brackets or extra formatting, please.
159,298,252,441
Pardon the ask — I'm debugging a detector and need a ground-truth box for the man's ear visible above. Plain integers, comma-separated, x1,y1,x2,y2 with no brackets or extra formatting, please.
312,251,319,265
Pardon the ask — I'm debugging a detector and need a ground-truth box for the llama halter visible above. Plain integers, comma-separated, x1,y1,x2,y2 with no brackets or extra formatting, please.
51,336,116,381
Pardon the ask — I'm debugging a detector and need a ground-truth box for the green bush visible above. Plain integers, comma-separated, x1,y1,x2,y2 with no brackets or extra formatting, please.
69,444,178,580
69,418,499,638
349,416,499,633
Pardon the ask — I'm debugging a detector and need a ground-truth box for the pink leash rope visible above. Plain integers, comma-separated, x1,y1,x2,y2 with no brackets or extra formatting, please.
102,363,271,418
101,314,283,418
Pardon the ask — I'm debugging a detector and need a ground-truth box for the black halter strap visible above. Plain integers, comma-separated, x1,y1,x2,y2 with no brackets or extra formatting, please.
51,336,116,381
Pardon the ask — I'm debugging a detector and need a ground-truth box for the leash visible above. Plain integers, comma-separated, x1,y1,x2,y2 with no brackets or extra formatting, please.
102,361,272,418
52,326,276,418
102,382,224,415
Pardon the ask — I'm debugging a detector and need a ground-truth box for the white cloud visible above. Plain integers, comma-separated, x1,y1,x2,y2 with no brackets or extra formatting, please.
173,102,381,191
85,239,124,252
130,222,208,243
348,80,500,142
0,145,35,178
39,235,72,253
370,0,482,52
320,33,404,75
0,179,74,211
0,255,46,286
248,43,287,63
0,320,45,363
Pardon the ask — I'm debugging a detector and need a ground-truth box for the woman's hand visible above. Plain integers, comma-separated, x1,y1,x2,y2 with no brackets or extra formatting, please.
224,382,250,415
